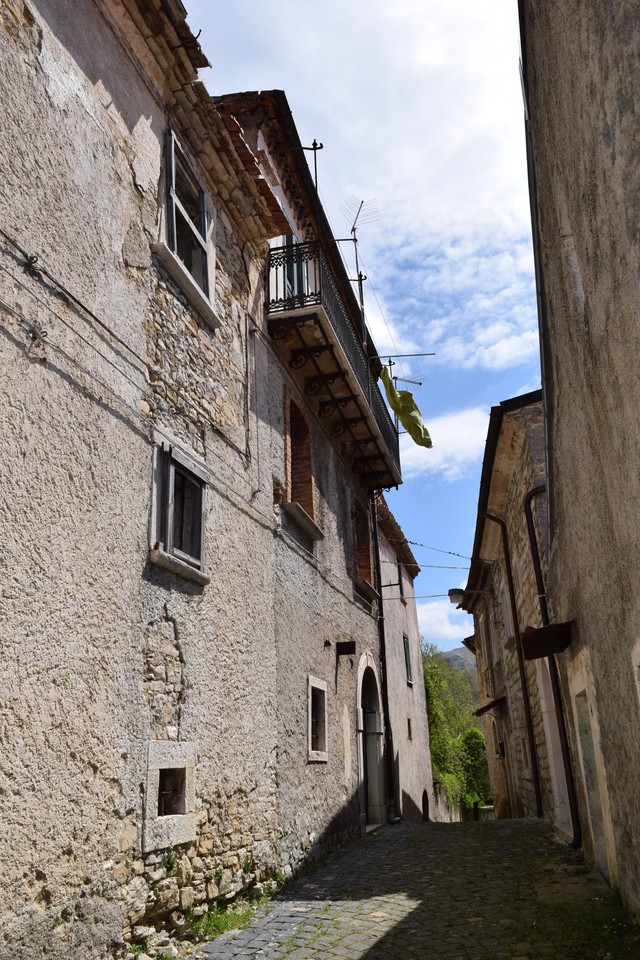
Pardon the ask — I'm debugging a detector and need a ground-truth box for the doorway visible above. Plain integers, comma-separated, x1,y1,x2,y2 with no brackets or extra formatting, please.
359,663,386,825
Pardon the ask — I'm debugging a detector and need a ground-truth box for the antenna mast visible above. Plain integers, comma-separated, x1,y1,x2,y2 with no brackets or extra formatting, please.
338,195,379,337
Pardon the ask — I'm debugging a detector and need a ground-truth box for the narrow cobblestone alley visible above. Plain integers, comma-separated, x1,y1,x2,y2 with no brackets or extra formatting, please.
198,821,640,960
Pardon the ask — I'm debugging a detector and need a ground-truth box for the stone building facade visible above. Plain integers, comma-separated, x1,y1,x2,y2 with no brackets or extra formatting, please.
460,393,575,837
519,0,640,917
377,498,434,823
0,2,432,957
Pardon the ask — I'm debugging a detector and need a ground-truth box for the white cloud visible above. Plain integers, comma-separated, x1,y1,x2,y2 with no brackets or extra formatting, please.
417,599,474,650
194,0,529,241
191,0,536,378
440,326,539,371
400,405,488,481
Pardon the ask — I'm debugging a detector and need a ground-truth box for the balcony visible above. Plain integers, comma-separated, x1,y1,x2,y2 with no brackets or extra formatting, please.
266,241,401,490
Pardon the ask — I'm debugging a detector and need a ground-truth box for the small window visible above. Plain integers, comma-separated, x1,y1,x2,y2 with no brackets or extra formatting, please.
397,556,405,599
403,633,413,685
158,767,186,816
143,741,197,852
150,440,210,585
488,614,499,665
407,718,413,741
478,614,489,667
501,585,514,641
308,676,328,762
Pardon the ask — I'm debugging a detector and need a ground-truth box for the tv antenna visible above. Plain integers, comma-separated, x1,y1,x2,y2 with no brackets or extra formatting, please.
338,195,379,324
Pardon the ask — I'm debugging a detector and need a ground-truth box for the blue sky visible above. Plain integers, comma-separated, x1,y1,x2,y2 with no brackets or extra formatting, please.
186,0,541,650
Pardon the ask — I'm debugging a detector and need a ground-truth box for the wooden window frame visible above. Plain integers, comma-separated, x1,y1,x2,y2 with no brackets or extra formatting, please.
166,131,209,297
150,440,210,585
151,131,220,329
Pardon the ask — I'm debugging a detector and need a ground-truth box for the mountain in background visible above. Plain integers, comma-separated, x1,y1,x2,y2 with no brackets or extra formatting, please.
442,645,476,673
442,644,479,698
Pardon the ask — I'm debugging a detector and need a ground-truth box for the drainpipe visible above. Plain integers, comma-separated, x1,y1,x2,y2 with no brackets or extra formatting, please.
486,512,543,818
371,492,396,821
524,485,581,848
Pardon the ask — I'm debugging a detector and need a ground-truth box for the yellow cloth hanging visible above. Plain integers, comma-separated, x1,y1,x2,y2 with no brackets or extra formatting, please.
380,367,432,449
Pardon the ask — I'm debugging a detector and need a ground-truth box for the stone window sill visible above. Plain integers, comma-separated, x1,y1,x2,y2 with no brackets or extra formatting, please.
354,577,379,603
308,750,328,763
152,241,221,330
281,501,324,541
150,546,211,585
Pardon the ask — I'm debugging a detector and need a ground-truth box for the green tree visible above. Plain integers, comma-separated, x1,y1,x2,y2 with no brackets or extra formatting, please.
422,642,491,807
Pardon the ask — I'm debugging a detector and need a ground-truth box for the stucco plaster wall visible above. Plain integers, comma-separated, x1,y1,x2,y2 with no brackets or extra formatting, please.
0,2,406,955
523,0,640,910
377,534,434,822
269,396,381,862
0,3,285,956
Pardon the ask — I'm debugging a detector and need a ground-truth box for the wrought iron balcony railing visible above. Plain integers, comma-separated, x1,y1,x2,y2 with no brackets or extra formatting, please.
267,241,400,476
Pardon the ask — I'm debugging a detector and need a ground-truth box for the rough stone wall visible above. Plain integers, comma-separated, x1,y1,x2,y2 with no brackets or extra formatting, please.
522,0,640,912
499,405,553,822
472,403,559,824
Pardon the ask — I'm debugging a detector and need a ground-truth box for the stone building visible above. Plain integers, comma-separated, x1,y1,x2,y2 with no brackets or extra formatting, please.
0,1,432,957
459,392,576,838
519,0,640,916
377,497,433,823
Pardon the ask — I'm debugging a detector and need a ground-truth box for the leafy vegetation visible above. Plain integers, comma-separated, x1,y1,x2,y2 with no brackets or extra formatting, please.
187,902,255,940
422,642,491,806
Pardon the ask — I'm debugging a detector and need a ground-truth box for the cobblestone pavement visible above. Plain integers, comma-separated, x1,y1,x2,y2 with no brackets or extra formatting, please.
199,820,640,960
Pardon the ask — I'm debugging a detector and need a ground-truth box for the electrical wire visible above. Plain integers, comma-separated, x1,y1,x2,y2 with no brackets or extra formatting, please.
381,559,468,570
0,236,251,463
382,537,471,560
357,247,406,381
1,230,144,366
1,289,391,613
0,269,146,396
1,233,445,609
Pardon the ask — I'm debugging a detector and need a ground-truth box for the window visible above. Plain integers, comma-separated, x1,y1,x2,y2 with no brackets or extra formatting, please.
283,234,305,302
151,131,219,329
352,497,377,604
143,741,196,852
308,676,328,762
478,614,489,666
158,767,186,816
501,585,514,643
281,397,323,542
150,436,210,585
407,718,413,741
287,399,314,516
353,498,373,584
167,132,208,296
403,633,413,685
488,614,499,665
397,556,405,600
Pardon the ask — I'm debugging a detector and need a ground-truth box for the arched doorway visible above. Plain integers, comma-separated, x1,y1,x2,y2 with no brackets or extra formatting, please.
357,657,386,826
